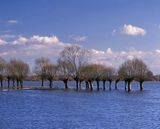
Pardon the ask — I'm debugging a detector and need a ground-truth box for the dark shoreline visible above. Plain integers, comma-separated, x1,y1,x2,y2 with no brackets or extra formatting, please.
0,86,68,91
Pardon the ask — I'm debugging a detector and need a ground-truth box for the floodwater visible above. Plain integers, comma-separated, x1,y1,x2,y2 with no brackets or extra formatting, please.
0,81,160,129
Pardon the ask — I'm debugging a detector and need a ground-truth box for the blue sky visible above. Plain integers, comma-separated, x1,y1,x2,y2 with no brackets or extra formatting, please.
0,0,160,73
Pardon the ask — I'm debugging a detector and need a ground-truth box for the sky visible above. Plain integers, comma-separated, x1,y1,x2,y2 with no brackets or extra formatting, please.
0,0,160,74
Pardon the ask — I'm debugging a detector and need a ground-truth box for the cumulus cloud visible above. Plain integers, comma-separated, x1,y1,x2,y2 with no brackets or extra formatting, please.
0,39,7,45
0,35,71,69
89,48,160,74
155,49,160,53
106,48,113,55
30,35,59,44
122,24,146,36
0,34,160,74
9,35,63,46
7,20,19,24
12,36,28,45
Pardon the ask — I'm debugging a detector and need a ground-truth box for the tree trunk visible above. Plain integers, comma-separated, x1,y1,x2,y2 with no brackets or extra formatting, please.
103,80,106,91
76,80,79,91
49,80,52,88
79,80,82,90
63,80,68,89
127,81,132,92
124,80,127,91
20,80,23,89
89,81,93,91
12,79,15,89
115,82,118,90
0,79,3,89
41,78,44,87
8,78,10,89
85,81,89,90
96,80,100,91
109,81,112,91
17,79,19,89
140,81,143,91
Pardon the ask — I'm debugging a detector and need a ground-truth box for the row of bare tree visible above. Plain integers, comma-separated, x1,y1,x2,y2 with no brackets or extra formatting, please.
0,45,153,91
0,58,29,89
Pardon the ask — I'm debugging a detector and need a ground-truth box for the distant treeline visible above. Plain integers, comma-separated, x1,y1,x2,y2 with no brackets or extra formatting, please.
0,45,155,92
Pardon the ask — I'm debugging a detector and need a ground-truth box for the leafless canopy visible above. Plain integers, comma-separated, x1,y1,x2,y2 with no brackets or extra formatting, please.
34,57,50,86
0,57,6,78
57,59,73,80
59,45,89,90
118,58,152,81
9,59,29,88
118,58,153,91
45,63,57,88
0,57,6,87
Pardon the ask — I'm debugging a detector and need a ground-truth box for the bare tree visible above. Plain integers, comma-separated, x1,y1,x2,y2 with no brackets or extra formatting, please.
34,57,50,86
57,59,73,89
114,70,120,90
5,62,15,89
0,57,6,88
79,64,115,91
133,58,153,90
118,58,152,92
118,59,135,92
100,67,108,91
91,64,105,91
59,45,89,90
45,63,57,88
101,67,115,91
10,59,29,88
78,66,86,89
118,64,127,90
79,64,97,91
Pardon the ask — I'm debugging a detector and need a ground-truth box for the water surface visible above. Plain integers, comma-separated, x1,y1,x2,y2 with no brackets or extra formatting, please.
0,81,160,129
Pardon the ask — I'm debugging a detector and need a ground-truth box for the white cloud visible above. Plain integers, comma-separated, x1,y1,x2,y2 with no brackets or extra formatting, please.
106,48,113,55
7,20,19,24
0,35,71,69
12,36,28,45
30,35,59,44
0,34,160,74
122,24,146,36
0,39,7,45
155,49,160,53
89,48,160,74
70,35,87,42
